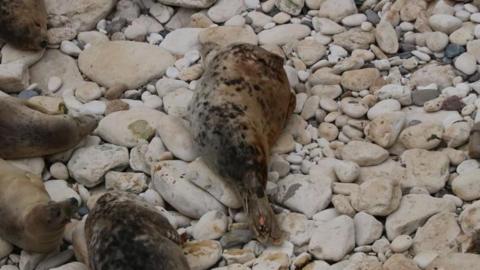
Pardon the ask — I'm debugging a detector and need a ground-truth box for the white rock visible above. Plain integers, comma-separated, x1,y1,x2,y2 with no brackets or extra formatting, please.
187,158,242,209
312,18,345,35
354,212,383,246
184,240,222,270
452,169,480,201
340,141,389,166
44,180,81,205
385,194,455,240
399,122,443,150
318,0,357,22
207,0,246,23
412,212,460,256
340,97,368,118
377,84,412,105
351,178,402,216
341,14,366,27
277,212,314,246
375,20,399,54
308,215,355,261
275,174,332,217
67,144,129,187
390,235,413,253
193,211,228,240
401,149,450,193
258,24,311,45
78,41,175,89
152,160,225,219
157,115,197,162
163,88,194,118
96,107,166,147
429,14,463,34
105,171,148,193
365,112,406,148
367,99,401,120
0,237,13,259
49,162,69,180
455,52,477,75
333,160,359,183
60,41,82,57
160,28,203,55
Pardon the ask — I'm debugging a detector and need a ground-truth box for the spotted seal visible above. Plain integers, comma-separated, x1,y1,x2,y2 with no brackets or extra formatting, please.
85,191,190,270
0,95,97,159
0,0,48,50
189,43,296,244
0,159,78,253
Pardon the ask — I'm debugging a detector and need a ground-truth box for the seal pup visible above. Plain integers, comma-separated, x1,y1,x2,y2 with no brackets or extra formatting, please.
0,0,48,50
0,159,78,253
0,95,97,159
189,43,296,244
85,191,190,270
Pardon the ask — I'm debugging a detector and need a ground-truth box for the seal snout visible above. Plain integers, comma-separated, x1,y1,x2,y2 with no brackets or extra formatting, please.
75,115,99,136
39,39,48,49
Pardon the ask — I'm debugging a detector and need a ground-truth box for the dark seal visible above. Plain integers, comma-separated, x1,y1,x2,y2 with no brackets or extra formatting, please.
0,0,48,50
0,95,97,159
189,43,296,244
85,191,190,270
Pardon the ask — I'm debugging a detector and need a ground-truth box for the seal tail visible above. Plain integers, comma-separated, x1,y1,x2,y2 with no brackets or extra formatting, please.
242,171,283,245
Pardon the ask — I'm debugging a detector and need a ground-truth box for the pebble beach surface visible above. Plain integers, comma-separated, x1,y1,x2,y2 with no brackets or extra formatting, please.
2,0,480,269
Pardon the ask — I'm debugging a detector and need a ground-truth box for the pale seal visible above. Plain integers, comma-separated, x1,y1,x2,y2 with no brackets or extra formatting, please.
189,43,296,244
85,191,190,270
0,95,97,159
0,0,48,50
0,159,78,253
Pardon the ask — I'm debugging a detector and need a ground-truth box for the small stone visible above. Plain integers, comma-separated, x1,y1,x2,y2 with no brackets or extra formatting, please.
452,169,480,201
340,141,389,166
445,44,466,58
258,24,311,45
193,211,228,240
50,162,69,180
184,240,222,270
105,171,147,193
390,235,413,253
308,215,355,261
318,0,357,22
354,212,383,246
44,180,81,205
375,20,399,54
455,52,477,75
48,76,63,92
429,14,463,34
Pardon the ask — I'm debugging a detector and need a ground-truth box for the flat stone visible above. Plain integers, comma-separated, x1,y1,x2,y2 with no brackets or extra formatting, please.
351,178,402,216
399,122,443,150
157,115,198,162
0,61,29,93
45,0,116,31
152,160,225,219
354,212,383,246
341,141,389,166
452,169,480,201
275,174,332,217
317,0,357,22
385,194,455,240
207,0,246,23
409,63,456,89
308,215,355,261
96,107,166,147
412,212,460,256
428,14,462,34
158,0,216,8
67,144,129,187
333,28,375,51
258,24,311,45
198,26,258,47
375,20,398,54
184,240,223,270
79,41,175,89
340,68,380,91
365,112,405,148
426,253,480,270
160,28,203,55
401,149,449,193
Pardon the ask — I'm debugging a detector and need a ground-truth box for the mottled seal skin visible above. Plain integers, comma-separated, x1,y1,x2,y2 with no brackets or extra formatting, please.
0,0,48,50
0,95,97,159
189,43,296,244
85,191,190,270
0,159,78,253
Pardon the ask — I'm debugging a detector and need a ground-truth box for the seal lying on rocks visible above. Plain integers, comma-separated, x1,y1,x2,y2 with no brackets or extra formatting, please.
189,43,296,244
85,191,190,270
0,159,78,253
0,0,48,50
0,95,97,159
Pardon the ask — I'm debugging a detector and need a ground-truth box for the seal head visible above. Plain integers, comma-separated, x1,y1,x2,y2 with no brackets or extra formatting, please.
0,0,48,50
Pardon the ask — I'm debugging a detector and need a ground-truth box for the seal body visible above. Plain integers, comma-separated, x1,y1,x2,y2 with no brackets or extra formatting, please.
85,191,190,270
0,159,78,252
189,43,295,244
0,95,97,159
0,0,48,50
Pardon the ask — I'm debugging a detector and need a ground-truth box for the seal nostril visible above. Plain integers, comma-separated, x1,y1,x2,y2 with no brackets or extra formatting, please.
40,40,48,48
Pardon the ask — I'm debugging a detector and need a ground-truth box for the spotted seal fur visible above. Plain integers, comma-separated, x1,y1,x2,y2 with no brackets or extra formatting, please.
189,43,295,244
0,95,97,159
0,0,48,50
0,159,78,253
85,191,190,270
